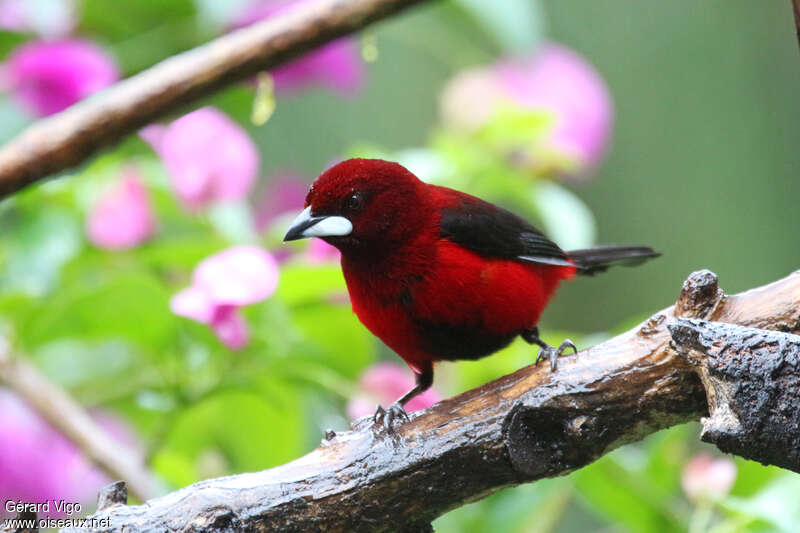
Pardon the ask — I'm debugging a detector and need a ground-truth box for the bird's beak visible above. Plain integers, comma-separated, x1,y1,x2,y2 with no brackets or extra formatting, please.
283,206,353,242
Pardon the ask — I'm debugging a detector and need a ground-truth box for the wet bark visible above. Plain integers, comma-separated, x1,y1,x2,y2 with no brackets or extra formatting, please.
56,269,800,533
671,318,800,472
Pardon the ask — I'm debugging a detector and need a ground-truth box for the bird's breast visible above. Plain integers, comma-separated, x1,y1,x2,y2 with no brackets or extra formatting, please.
340,239,568,368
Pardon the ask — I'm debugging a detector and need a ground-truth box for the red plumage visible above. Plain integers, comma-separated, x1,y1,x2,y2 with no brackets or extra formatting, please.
284,158,658,426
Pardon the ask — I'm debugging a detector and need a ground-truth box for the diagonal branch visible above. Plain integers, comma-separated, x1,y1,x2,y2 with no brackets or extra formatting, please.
793,0,800,49
58,269,800,533
0,343,160,502
0,0,433,199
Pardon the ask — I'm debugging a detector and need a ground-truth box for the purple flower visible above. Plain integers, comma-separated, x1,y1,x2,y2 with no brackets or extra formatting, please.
86,167,156,250
0,0,76,38
441,43,613,179
347,362,441,420
1,38,118,117
0,389,140,519
231,1,364,95
141,107,260,209
681,453,737,503
170,246,279,350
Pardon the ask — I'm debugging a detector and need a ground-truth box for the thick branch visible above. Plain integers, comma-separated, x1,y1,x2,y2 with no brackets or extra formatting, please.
0,343,159,502
670,318,800,471
58,269,800,533
0,0,431,199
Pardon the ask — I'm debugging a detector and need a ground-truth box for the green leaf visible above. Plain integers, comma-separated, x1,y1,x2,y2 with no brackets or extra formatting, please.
0,206,82,296
194,0,252,29
639,425,692,499
0,30,28,60
720,474,800,533
0,95,32,145
478,105,553,149
435,479,573,533
573,452,686,533
207,201,258,243
34,338,136,389
80,0,196,40
291,304,374,380
79,0,202,74
18,271,176,350
533,181,597,249
136,236,228,272
152,386,304,488
276,264,346,307
451,0,544,55
729,457,784,498
264,260,367,380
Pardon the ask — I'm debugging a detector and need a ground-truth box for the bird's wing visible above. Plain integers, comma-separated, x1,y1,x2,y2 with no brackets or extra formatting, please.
436,188,572,267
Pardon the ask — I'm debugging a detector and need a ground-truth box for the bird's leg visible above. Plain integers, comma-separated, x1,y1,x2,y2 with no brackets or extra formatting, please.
521,327,577,372
373,367,433,432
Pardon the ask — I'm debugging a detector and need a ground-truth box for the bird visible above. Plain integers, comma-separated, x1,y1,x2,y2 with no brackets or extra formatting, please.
284,158,659,430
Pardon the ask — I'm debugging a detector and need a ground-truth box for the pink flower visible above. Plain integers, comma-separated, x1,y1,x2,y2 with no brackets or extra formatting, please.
497,45,613,169
86,168,156,250
681,453,737,503
141,107,259,210
0,0,76,38
231,0,364,95
170,246,279,350
347,362,441,419
0,389,140,519
254,173,309,231
1,38,118,117
440,43,613,179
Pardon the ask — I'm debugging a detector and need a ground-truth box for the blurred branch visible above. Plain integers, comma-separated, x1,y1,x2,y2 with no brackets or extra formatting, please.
58,269,800,533
0,342,160,502
0,0,432,199
793,0,800,48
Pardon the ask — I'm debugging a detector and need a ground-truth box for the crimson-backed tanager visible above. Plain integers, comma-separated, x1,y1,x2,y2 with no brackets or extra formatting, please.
284,158,658,429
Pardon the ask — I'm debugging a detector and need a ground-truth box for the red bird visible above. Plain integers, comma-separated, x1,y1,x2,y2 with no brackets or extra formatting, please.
285,159,658,428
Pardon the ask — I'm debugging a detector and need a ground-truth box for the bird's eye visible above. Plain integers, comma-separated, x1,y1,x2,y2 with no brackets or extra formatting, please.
344,192,365,213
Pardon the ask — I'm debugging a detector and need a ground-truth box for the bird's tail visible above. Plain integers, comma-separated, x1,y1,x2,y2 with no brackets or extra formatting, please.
567,246,660,276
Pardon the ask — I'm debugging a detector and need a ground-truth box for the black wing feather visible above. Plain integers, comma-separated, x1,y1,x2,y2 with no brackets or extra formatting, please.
439,193,568,265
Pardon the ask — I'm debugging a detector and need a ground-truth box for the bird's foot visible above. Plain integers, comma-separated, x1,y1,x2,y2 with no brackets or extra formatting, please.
373,402,410,433
535,339,577,372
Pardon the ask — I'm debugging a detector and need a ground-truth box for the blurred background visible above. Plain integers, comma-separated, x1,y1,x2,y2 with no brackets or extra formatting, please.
0,0,798,531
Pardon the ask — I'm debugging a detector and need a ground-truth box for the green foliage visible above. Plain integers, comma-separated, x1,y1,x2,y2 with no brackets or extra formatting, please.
0,205,82,296
152,386,304,487
451,0,544,55
0,30,28,59
80,0,203,73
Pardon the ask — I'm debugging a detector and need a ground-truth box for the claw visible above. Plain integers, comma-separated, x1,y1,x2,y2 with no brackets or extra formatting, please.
373,404,386,425
372,402,409,433
535,339,578,371
560,339,577,355
384,402,410,432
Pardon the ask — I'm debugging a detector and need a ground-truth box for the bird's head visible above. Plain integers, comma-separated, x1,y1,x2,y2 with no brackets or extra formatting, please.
284,158,431,255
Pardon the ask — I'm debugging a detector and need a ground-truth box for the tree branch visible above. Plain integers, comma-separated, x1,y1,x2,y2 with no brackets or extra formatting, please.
670,318,800,471
0,342,160,502
57,269,800,533
0,0,432,199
